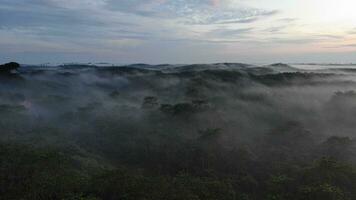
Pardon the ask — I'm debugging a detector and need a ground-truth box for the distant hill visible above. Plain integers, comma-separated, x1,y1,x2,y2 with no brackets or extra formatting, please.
266,63,300,73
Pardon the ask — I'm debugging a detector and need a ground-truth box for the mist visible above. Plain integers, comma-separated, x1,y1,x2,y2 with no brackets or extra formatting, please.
2,62,356,199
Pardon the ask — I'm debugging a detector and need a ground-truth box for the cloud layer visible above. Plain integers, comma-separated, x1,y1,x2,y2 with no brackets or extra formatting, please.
0,0,356,64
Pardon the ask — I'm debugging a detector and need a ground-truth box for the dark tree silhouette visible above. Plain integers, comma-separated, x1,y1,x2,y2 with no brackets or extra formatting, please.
0,62,20,73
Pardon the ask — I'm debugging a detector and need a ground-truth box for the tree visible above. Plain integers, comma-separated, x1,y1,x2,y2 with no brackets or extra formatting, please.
0,62,20,73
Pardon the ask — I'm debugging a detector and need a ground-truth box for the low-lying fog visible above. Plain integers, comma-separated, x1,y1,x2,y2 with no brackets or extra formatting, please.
1,63,356,159
3,62,356,199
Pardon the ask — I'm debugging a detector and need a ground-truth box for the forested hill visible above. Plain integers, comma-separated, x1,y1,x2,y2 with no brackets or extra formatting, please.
1,62,356,199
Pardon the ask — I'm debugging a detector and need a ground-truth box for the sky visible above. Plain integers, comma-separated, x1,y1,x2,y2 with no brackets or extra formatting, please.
1,0,356,64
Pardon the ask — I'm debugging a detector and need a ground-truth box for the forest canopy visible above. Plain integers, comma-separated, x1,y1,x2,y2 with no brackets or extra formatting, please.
1,62,356,199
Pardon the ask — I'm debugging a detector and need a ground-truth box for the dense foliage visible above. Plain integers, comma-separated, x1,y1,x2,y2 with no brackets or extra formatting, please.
1,63,356,199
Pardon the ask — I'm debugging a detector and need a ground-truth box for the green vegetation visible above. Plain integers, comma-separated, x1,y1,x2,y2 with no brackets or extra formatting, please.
1,63,356,199
2,136,356,200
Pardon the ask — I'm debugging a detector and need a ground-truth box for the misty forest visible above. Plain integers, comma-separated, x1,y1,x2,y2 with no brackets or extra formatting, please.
2,62,356,200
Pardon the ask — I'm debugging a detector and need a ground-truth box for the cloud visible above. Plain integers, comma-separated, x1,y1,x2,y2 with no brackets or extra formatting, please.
348,28,356,35
106,0,278,25
278,18,298,23
0,0,159,64
268,38,318,44
263,26,287,33
5,0,353,64
0,0,278,45
207,28,254,38
216,17,260,24
343,44,356,47
0,0,143,41
314,34,344,39
42,0,107,9
0,6,102,28
325,44,356,48
211,10,278,24
183,10,277,25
